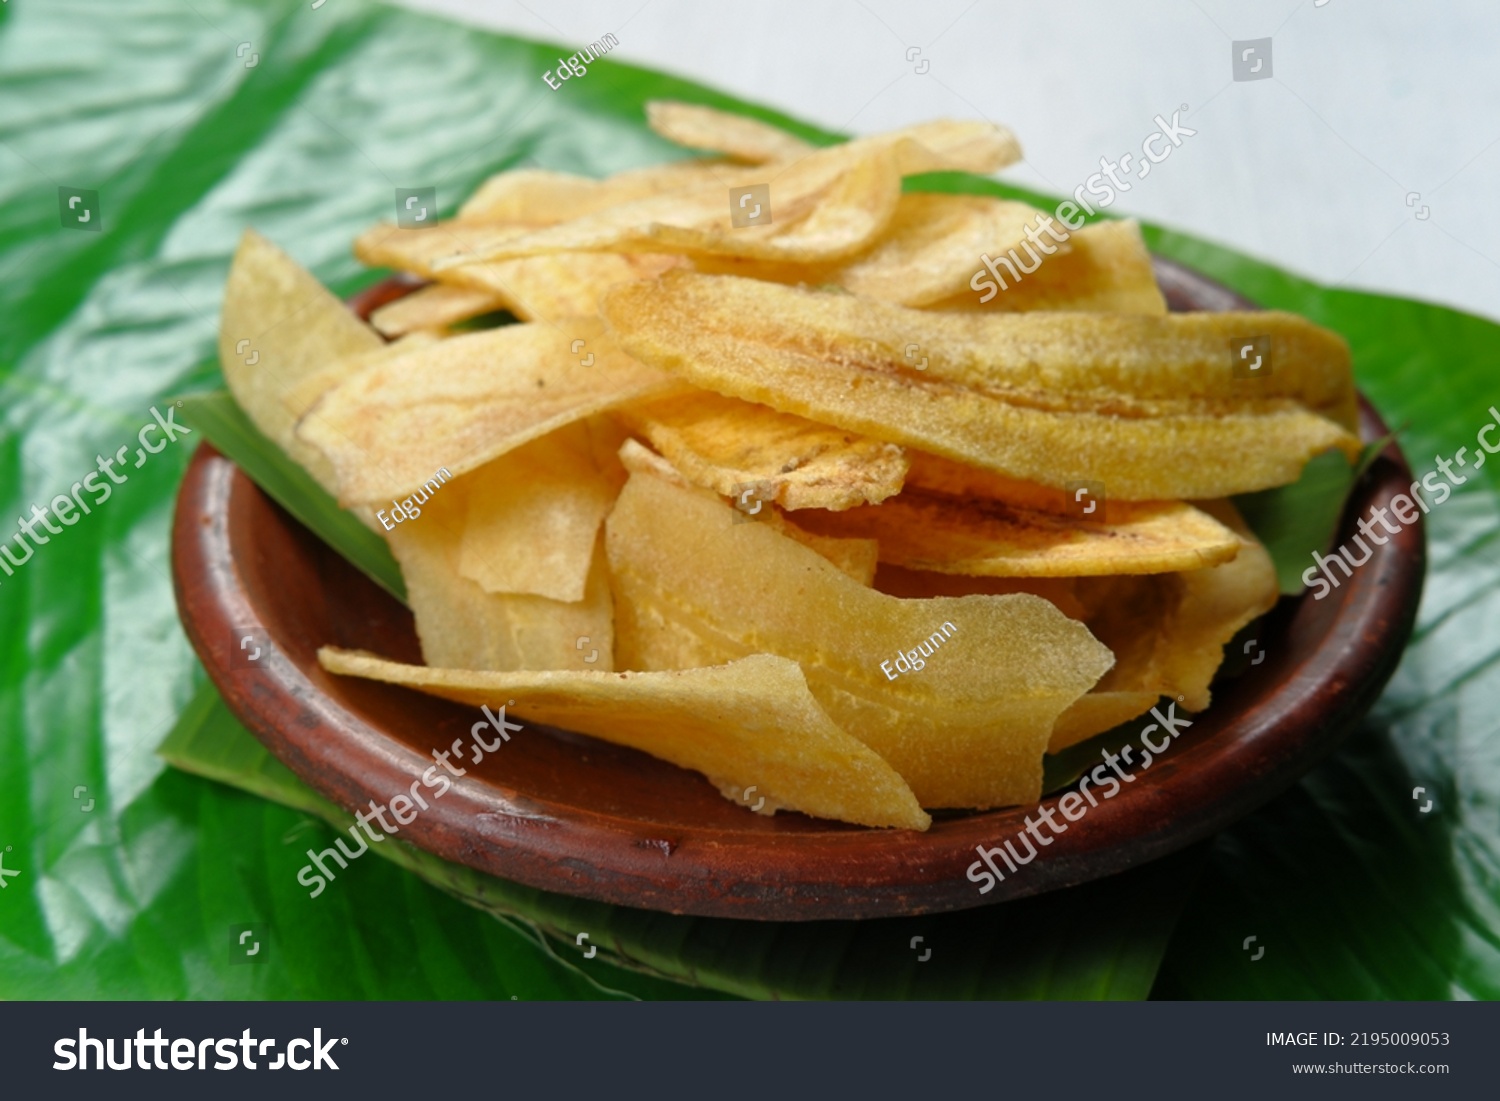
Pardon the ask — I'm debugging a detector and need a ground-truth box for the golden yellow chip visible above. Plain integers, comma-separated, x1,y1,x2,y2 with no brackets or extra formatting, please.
319,648,929,830
606,465,1113,808
927,218,1167,315
791,487,1242,577
690,193,1046,308
1048,501,1279,751
295,319,681,506
873,118,1022,175
617,389,908,510
1152,499,1279,711
436,121,1019,270
279,332,440,432
903,450,1068,506
218,230,384,491
602,271,1360,500
439,141,906,267
458,161,735,224
457,423,617,602
371,283,504,336
646,101,815,164
873,565,1088,619
837,194,1047,306
356,222,682,323
385,473,615,673
616,439,878,584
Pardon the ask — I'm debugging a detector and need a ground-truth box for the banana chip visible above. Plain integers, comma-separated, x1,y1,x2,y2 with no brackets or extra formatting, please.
646,100,815,164
873,565,1088,619
356,223,681,323
319,648,929,830
219,230,384,491
458,422,618,601
371,283,505,336
616,439,879,583
617,389,908,510
602,271,1360,500
1049,501,1279,751
926,218,1167,315
458,161,735,224
792,487,1243,577
296,319,680,505
386,474,615,673
436,122,1019,269
691,193,1046,307
606,464,1113,808
438,141,905,266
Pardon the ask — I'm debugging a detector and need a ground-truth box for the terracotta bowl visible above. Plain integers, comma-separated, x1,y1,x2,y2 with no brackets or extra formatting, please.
171,258,1424,921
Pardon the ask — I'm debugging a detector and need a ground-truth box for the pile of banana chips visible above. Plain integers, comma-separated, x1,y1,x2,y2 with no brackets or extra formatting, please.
219,102,1358,831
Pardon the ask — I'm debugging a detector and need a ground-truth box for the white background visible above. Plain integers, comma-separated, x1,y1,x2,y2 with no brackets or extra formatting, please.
391,0,1500,325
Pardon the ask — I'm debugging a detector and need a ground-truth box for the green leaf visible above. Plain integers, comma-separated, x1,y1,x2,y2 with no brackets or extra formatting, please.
1233,450,1356,596
160,681,1201,1001
3,0,1497,1002
176,390,406,603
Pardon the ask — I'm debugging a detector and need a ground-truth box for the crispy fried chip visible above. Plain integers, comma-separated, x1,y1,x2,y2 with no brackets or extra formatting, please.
219,230,384,490
617,389,908,510
646,101,815,164
438,122,1018,269
875,118,1022,175
602,271,1360,500
791,485,1242,577
837,193,1044,305
903,450,1070,506
356,223,682,323
927,218,1167,314
439,141,906,266
386,474,614,672
458,161,736,224
873,565,1088,619
370,283,505,336
319,648,928,830
457,422,617,601
1048,501,1279,751
606,465,1113,808
296,319,680,505
616,440,878,583
279,332,441,430
691,193,1045,307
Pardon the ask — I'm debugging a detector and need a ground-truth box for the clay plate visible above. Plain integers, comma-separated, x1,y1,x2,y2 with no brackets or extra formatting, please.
171,258,1424,921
